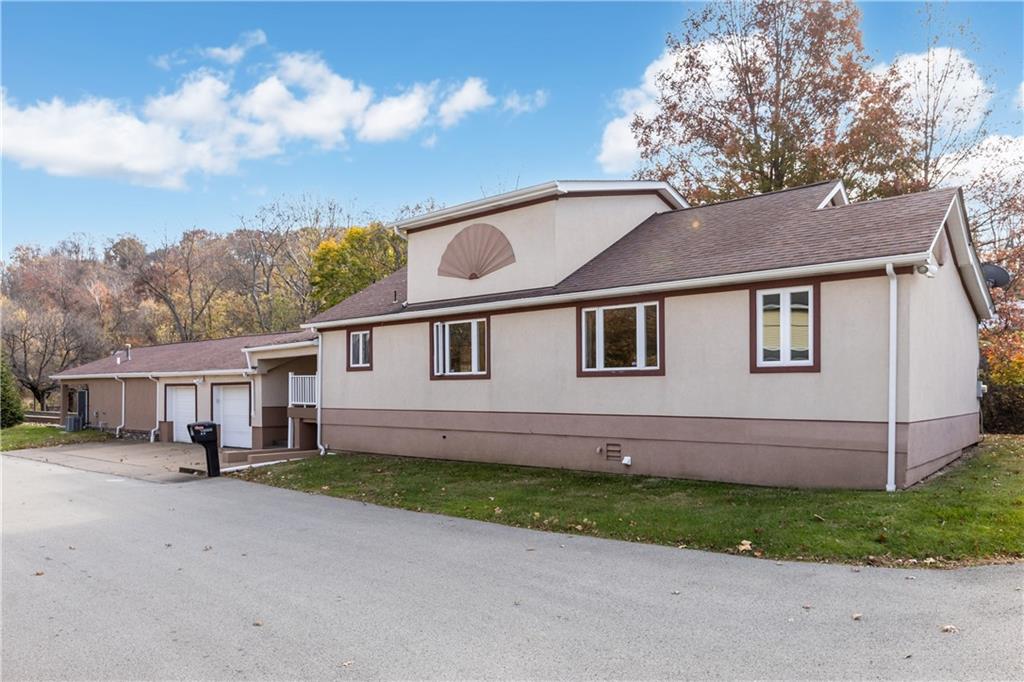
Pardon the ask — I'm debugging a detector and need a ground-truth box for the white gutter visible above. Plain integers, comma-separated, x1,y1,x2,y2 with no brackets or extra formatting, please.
147,375,160,443
243,339,318,353
389,180,688,233
885,264,898,493
53,369,249,381
316,330,325,455
303,252,931,331
114,376,126,438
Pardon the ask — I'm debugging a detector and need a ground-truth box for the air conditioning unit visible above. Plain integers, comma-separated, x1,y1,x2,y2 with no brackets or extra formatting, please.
65,415,82,432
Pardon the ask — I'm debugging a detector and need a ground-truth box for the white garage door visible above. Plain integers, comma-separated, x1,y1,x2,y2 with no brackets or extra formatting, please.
213,384,252,449
166,386,196,443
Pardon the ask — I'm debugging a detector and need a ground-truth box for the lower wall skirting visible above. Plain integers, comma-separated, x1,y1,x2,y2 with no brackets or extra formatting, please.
319,408,980,489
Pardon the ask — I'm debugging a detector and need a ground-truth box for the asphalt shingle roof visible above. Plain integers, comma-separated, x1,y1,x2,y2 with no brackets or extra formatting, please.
53,329,316,377
308,183,957,325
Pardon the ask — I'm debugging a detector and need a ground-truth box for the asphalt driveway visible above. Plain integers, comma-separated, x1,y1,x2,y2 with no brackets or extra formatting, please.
3,455,1022,680
4,440,208,482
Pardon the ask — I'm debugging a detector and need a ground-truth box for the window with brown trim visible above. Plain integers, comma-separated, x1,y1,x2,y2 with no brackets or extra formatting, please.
577,298,664,377
750,283,820,373
347,329,372,371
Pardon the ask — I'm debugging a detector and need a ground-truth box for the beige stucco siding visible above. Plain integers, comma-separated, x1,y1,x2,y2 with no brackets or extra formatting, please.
905,233,981,422
322,275,899,422
406,194,667,304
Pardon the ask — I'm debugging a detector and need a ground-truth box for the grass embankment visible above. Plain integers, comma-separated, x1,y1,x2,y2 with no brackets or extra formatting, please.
236,435,1024,566
0,423,109,451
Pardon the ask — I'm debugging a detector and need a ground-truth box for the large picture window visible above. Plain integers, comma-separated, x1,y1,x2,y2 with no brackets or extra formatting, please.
755,286,814,368
432,318,488,378
580,301,661,375
347,329,371,370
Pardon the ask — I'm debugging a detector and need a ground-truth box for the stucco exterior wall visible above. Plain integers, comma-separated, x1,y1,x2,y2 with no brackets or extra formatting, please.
323,276,894,422
905,232,981,422
405,194,667,304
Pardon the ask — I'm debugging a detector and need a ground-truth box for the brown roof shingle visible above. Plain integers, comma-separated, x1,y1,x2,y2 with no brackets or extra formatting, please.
53,329,316,378
306,183,958,325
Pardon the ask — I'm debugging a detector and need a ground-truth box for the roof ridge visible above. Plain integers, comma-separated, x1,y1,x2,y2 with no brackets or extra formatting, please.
654,179,838,215
106,329,307,353
821,185,958,210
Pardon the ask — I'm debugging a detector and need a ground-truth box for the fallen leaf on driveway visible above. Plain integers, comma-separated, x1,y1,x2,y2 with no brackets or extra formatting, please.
68,546,76,550
252,620,263,627
737,540,753,552
341,660,354,667
671,590,680,595
33,571,44,576
852,613,863,621
802,604,812,610
940,624,959,633
203,545,213,551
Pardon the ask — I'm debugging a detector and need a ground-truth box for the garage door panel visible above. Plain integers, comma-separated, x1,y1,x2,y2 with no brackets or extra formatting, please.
214,384,251,449
167,386,196,444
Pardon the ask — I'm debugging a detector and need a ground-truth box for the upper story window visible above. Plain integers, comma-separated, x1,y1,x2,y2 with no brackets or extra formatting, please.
348,329,372,371
579,300,662,376
754,285,815,369
432,318,488,378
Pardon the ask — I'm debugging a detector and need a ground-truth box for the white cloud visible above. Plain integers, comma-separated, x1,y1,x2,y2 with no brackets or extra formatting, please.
596,51,675,174
2,92,202,189
502,89,548,115
942,133,1024,188
239,53,374,148
2,42,544,188
358,83,436,142
878,47,992,134
201,29,267,65
1017,81,1024,110
438,77,495,128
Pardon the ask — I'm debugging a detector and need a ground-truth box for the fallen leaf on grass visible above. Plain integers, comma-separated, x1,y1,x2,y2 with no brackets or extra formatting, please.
813,514,826,522
737,540,753,552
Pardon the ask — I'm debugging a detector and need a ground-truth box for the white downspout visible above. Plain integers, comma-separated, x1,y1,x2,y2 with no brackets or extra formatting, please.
148,375,160,442
885,264,898,493
114,376,126,438
316,332,325,455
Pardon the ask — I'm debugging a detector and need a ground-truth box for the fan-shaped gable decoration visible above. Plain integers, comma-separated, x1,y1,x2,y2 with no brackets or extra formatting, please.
437,223,516,280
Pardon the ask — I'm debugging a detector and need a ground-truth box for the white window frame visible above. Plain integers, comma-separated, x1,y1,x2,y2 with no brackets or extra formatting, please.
349,330,371,368
581,301,660,372
433,318,487,376
755,285,814,367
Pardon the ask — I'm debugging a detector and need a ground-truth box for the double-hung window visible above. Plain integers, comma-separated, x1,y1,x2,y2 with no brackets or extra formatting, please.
348,329,371,370
755,286,814,368
580,301,661,374
433,318,488,377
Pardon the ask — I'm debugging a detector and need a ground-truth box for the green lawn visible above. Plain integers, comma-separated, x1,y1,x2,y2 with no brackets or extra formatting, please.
0,423,110,451
235,435,1024,566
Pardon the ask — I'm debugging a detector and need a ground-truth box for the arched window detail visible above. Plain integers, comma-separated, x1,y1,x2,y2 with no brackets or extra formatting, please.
437,223,516,280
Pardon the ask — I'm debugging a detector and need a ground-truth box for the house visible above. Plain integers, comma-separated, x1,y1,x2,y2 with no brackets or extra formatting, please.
54,179,993,489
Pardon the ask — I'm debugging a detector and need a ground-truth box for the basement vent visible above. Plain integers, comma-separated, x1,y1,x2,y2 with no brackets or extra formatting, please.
603,442,623,462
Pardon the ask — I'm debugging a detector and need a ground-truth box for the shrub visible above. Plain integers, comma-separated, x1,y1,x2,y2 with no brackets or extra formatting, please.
1,350,25,429
981,384,1024,434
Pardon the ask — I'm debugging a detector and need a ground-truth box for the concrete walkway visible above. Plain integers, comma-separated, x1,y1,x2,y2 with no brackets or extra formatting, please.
3,455,1021,680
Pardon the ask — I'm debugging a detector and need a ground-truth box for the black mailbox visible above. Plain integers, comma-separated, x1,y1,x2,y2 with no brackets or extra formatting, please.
187,421,220,477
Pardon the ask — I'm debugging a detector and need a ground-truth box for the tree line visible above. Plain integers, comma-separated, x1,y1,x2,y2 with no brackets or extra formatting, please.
1,196,414,409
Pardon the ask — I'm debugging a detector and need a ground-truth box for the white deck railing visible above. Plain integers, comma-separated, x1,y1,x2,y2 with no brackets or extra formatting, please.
288,373,318,407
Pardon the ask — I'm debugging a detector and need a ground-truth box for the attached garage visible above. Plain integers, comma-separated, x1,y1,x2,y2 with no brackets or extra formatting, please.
213,383,252,449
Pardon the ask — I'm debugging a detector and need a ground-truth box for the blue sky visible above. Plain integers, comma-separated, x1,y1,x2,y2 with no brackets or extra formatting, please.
3,2,1022,255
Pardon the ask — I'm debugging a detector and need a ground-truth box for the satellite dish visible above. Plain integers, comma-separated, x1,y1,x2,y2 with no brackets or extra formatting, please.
981,263,1011,289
